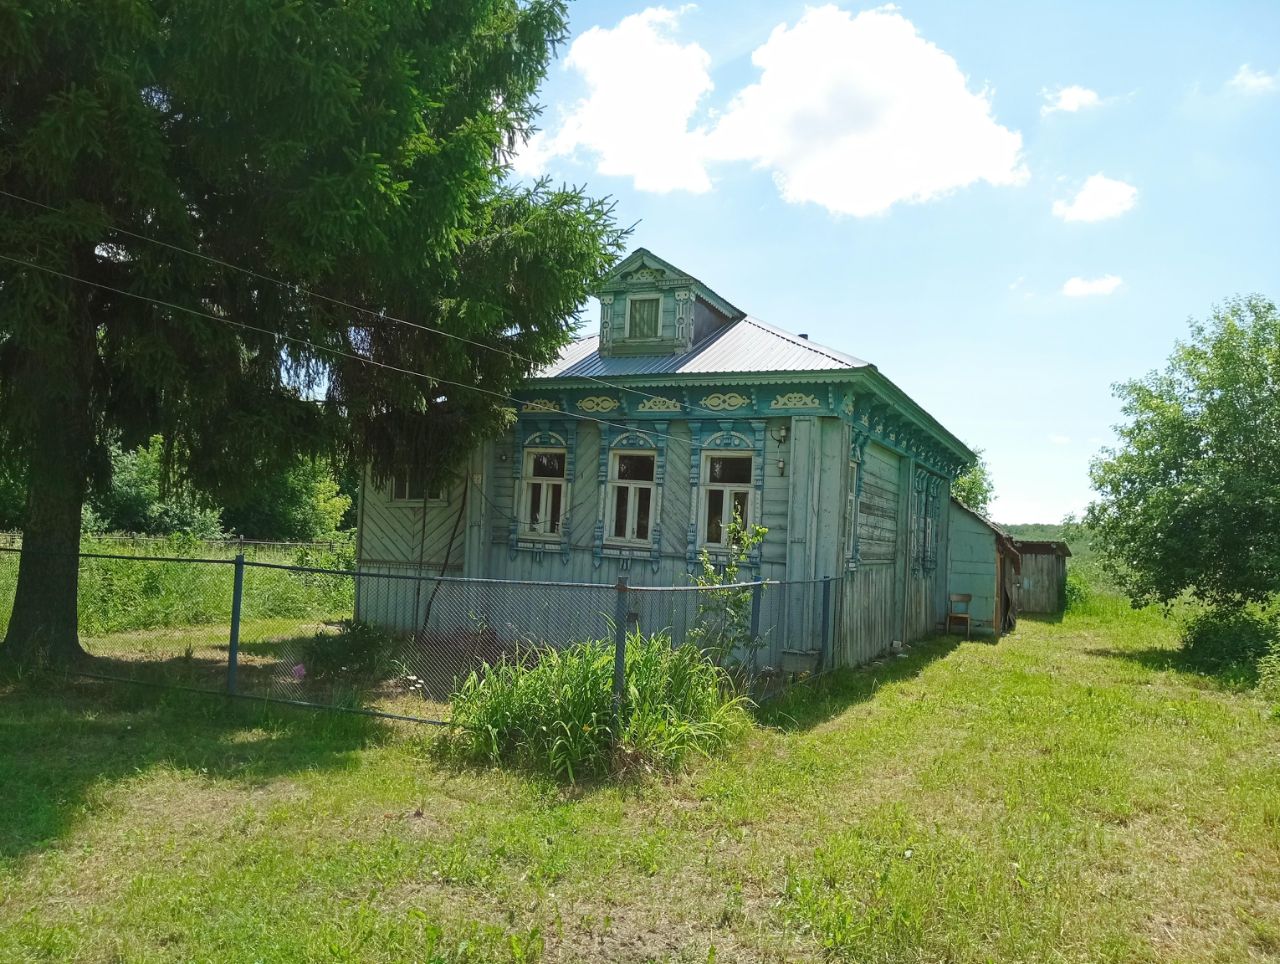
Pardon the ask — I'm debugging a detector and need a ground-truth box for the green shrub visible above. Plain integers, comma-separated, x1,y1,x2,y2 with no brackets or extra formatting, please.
1180,606,1279,670
299,620,401,684
1064,569,1090,611
447,632,749,781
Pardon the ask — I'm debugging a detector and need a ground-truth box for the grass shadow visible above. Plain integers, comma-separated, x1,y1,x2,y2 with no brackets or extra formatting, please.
755,633,965,732
1083,645,1260,690
0,672,392,863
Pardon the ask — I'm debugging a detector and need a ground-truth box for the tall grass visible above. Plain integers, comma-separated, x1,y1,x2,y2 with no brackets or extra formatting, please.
0,534,355,639
447,631,749,780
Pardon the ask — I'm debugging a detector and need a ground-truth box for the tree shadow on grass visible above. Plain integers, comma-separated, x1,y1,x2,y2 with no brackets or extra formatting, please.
1083,646,1260,690
754,633,966,733
0,671,391,863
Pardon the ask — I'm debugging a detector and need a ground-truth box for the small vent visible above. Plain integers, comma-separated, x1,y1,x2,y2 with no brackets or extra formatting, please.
798,333,809,340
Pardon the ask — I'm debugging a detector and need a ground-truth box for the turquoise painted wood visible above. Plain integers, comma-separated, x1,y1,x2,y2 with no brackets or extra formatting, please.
355,248,986,669
946,500,999,635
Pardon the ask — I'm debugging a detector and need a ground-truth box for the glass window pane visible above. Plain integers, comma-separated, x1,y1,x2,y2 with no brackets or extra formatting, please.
706,489,724,544
612,486,629,539
528,482,542,527
532,452,565,479
616,453,655,481
710,456,751,484
393,474,406,500
732,490,749,526
629,298,659,338
549,483,562,534
407,471,426,502
636,487,651,541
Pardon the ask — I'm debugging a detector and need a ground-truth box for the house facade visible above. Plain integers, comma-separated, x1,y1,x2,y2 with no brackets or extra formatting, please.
356,249,981,666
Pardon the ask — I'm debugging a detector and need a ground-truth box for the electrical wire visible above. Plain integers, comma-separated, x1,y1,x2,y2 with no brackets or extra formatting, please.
0,250,691,444
0,188,722,418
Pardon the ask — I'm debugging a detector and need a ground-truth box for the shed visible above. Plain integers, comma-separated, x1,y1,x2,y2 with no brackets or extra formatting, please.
1011,540,1071,614
946,499,1020,636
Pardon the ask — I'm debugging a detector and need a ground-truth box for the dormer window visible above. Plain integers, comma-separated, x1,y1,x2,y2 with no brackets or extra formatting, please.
626,296,660,339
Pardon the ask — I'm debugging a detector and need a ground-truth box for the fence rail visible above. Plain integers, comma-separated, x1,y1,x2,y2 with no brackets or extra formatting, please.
0,547,834,724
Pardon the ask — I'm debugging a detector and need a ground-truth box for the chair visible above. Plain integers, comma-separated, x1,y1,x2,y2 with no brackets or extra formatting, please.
947,594,972,638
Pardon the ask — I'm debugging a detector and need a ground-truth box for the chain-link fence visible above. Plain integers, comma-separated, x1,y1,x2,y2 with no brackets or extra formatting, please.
0,547,834,723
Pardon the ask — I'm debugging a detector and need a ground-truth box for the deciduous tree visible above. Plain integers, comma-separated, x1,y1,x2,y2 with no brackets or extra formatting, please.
1087,295,1280,606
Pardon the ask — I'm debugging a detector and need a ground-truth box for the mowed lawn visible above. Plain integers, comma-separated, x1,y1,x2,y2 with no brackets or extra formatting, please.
2,602,1278,962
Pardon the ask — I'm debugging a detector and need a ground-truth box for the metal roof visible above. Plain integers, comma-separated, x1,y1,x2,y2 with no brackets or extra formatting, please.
536,316,868,380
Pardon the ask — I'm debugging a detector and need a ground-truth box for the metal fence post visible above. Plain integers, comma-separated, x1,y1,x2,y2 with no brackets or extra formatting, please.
819,577,833,671
227,552,245,695
612,577,628,730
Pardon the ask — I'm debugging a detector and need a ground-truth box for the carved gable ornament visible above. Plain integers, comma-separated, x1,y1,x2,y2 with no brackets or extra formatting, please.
769,392,820,410
700,392,750,412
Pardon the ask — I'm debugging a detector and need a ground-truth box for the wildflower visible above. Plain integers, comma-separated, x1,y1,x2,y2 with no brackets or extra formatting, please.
292,663,306,681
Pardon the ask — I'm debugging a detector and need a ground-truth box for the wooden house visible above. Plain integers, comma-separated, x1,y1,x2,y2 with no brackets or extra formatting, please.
356,249,986,667
947,499,1020,636
1011,540,1071,614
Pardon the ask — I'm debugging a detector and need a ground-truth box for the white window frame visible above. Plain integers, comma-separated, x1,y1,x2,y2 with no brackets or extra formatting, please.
605,450,657,546
520,447,567,540
390,468,447,505
699,451,754,548
624,294,662,340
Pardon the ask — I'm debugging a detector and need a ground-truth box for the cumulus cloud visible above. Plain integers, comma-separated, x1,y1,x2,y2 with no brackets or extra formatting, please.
1052,174,1138,222
1062,275,1123,297
513,7,713,193
1227,64,1279,95
520,4,1028,216
1040,85,1101,116
707,5,1027,216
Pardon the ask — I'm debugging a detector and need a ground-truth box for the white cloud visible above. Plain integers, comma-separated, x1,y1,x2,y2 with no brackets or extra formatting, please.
1048,433,1071,446
1227,64,1279,95
707,5,1027,216
513,7,713,192
1062,275,1123,297
521,4,1028,216
1040,85,1101,116
1052,174,1137,222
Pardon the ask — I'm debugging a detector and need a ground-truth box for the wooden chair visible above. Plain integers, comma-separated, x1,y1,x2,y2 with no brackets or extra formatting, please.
947,593,972,638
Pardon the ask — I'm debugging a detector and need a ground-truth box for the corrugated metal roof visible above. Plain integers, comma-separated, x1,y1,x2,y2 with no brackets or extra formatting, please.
536,317,868,380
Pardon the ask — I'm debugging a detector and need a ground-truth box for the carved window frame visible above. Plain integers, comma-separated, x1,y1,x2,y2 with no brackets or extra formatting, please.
624,293,662,341
508,421,576,562
594,423,667,569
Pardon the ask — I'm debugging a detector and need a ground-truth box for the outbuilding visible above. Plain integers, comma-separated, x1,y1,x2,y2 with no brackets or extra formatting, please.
1011,540,1071,614
946,499,1020,636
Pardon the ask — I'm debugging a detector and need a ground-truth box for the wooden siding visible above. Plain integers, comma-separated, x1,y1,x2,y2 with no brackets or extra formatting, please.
833,563,897,666
1020,552,1066,613
857,444,899,564
946,502,998,634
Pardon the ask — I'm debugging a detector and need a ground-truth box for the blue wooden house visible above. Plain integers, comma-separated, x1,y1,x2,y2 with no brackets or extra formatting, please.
356,249,988,666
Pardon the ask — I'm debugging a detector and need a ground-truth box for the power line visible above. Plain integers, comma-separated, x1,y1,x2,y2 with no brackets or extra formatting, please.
0,188,721,418
0,250,690,444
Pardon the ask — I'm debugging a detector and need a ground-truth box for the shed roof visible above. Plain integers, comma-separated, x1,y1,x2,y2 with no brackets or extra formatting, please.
537,316,868,379
1011,540,1072,558
951,498,1020,564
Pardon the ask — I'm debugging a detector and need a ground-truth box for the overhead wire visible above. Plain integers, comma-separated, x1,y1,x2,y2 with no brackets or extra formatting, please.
0,188,723,418
0,250,690,445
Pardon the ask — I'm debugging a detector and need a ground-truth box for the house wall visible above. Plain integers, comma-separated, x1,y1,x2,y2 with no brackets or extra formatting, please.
946,503,998,635
357,413,961,663
1019,553,1066,613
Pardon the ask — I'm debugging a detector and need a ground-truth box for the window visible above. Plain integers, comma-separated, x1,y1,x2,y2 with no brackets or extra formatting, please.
607,451,656,543
392,468,446,503
702,453,753,547
627,297,660,339
522,449,566,538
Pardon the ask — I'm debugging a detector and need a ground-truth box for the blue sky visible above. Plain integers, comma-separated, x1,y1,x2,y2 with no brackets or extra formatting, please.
515,0,1280,523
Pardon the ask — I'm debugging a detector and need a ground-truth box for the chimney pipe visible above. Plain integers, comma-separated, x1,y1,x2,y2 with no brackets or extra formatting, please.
798,333,809,340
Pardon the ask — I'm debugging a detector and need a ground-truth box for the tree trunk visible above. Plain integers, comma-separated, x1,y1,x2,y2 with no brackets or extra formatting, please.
1,307,95,669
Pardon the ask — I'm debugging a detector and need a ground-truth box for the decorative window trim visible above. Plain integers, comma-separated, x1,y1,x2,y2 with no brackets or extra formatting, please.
624,294,662,340
520,446,568,543
686,420,765,571
508,422,576,563
604,450,658,547
594,422,667,570
697,450,756,548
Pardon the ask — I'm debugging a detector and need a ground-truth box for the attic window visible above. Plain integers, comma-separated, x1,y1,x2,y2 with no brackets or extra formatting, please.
627,297,660,339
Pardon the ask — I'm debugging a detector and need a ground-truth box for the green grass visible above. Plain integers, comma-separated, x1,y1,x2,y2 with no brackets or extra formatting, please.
2,598,1278,962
